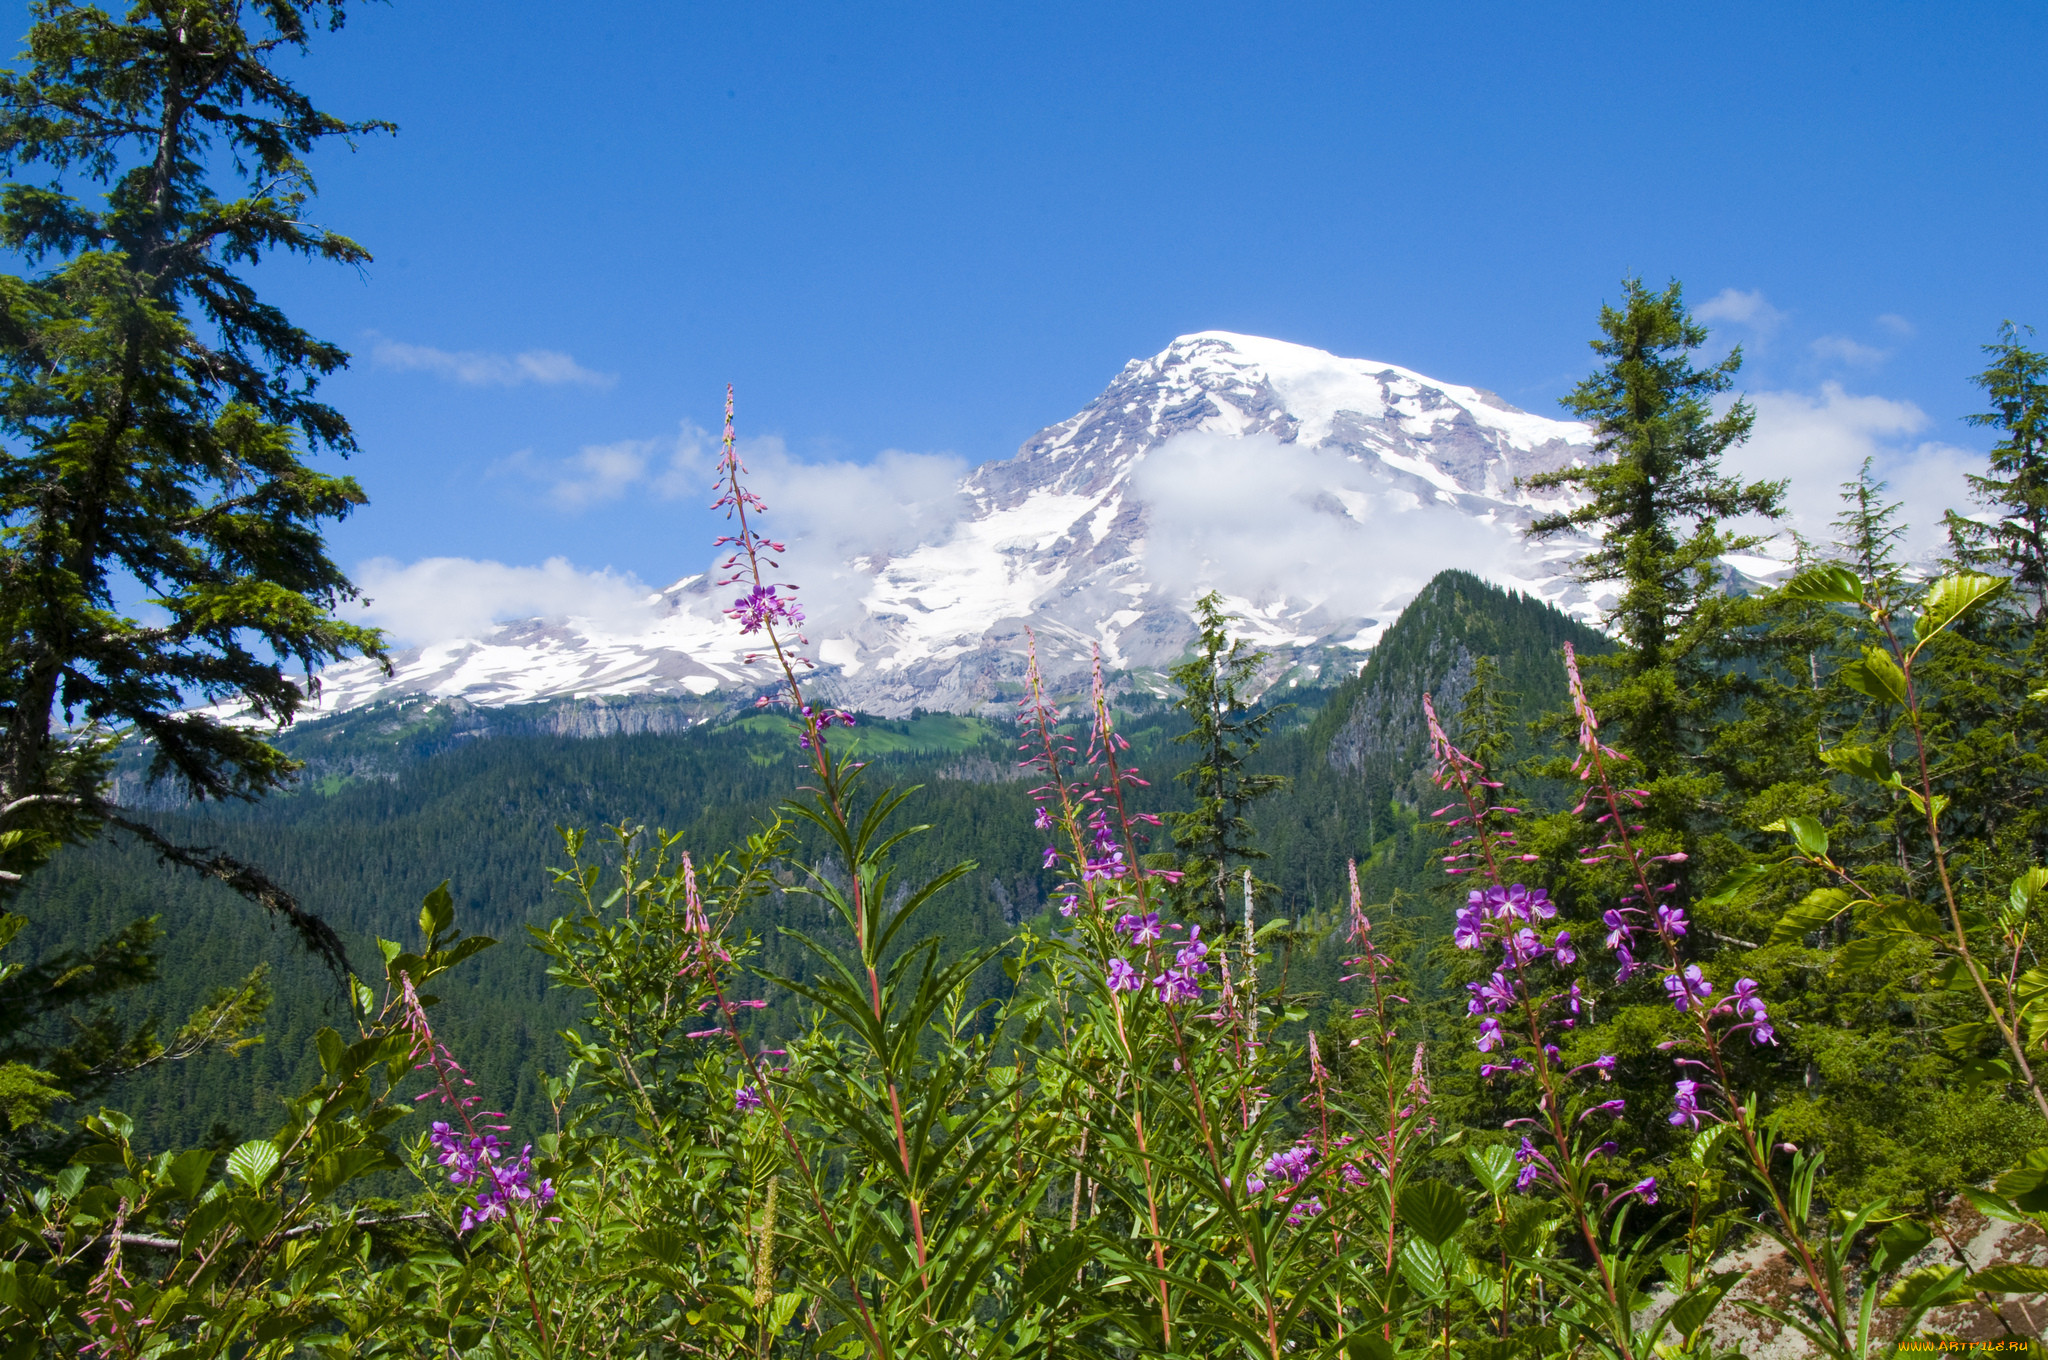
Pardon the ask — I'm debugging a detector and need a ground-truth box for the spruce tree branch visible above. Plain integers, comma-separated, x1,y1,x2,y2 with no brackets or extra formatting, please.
104,812,351,977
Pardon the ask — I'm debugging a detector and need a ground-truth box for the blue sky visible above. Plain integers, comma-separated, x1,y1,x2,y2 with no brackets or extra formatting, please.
22,0,2047,641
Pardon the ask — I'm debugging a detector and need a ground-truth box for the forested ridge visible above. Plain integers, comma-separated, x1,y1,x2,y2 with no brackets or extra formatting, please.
13,570,1597,1153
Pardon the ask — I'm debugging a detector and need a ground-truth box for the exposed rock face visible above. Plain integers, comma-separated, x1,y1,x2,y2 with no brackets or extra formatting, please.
304,332,1611,721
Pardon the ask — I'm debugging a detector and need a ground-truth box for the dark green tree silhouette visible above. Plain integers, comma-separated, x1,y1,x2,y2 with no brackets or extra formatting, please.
1946,322,2048,621
1163,591,1288,929
1525,276,1784,774
0,0,388,963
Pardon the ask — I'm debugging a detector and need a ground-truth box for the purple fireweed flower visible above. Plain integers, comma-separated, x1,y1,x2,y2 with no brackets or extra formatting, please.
1656,905,1689,938
1614,946,1638,983
1602,909,1633,949
1584,1099,1626,1119
1033,806,1053,831
1042,846,1060,870
1515,1135,1539,1165
1551,930,1577,967
1624,1177,1658,1206
1342,1162,1367,1187
726,584,803,634
1669,1079,1703,1129
1176,925,1208,969
1466,971,1517,1015
1116,911,1160,942
735,1085,763,1112
1106,957,1143,993
1245,1175,1267,1195
1664,964,1714,1012
1732,977,1765,1018
1567,982,1585,1014
1503,926,1546,965
1153,968,1201,1005
1515,1164,1542,1192
1057,895,1078,917
1453,903,1485,951
1264,1145,1316,1185
1476,1016,1504,1053
1286,1196,1325,1226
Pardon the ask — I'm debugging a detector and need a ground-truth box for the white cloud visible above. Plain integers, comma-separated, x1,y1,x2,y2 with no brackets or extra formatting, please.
1130,431,1534,622
1809,334,1891,368
1696,288,1788,337
498,439,660,509
1725,383,1980,559
371,336,616,389
1876,313,1915,338
344,555,657,645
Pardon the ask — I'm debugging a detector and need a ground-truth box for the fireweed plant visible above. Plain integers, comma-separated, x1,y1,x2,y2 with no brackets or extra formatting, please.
1426,645,2000,1360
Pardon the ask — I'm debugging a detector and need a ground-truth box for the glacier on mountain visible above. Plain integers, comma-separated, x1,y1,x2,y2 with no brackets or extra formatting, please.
309,331,1612,718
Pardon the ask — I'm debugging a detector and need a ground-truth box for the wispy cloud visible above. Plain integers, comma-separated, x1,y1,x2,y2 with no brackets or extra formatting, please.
344,555,658,645
1724,382,1977,558
1875,313,1915,338
370,334,616,389
1696,287,1788,338
1809,334,1891,368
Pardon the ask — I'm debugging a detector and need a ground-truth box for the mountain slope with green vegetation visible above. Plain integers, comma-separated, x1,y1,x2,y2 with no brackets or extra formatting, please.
15,569,1599,1149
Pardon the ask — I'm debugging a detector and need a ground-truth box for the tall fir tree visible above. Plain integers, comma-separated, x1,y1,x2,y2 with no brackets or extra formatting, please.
1526,277,1784,776
1162,591,1288,930
1946,321,2048,622
0,0,387,961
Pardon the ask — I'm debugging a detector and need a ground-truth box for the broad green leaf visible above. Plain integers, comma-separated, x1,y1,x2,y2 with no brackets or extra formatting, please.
1881,1264,1968,1309
1396,1236,1446,1296
1914,571,2007,643
1966,1263,2048,1293
1770,887,1853,945
418,882,456,942
226,1139,281,1190
1839,647,1908,705
1778,564,1864,605
1702,861,1771,907
1464,1143,1515,1196
1818,742,1893,784
1785,815,1829,859
2010,868,2048,918
1666,1275,1735,1337
1397,1178,1469,1247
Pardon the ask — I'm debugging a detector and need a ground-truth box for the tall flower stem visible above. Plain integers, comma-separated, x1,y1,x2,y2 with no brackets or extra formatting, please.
1564,646,1846,1342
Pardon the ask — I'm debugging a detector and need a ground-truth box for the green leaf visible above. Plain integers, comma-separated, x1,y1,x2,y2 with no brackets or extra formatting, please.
2010,868,2048,918
1818,742,1893,784
418,883,455,944
168,1148,215,1200
1915,571,2007,643
226,1139,281,1190
1839,646,1908,705
1397,1178,1469,1247
1769,887,1853,945
1966,1263,2048,1293
1701,861,1772,908
1666,1275,1735,1337
1396,1237,1446,1296
1784,815,1830,859
1464,1144,1515,1196
1779,564,1865,605
1881,1264,1968,1309
1873,1218,1932,1270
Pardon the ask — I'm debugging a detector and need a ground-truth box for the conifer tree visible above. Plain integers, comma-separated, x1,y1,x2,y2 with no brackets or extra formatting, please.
1946,322,2048,622
1163,591,1288,929
0,0,388,961
1526,277,1784,774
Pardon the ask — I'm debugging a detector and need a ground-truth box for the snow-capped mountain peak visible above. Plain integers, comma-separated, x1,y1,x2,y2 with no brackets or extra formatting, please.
308,332,1609,719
